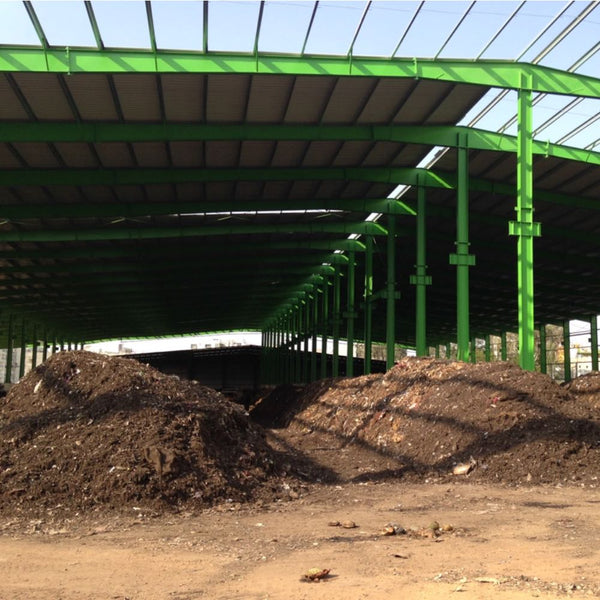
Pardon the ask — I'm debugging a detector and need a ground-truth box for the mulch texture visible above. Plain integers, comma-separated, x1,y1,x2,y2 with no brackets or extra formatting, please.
0,351,295,517
258,357,600,486
2,352,600,519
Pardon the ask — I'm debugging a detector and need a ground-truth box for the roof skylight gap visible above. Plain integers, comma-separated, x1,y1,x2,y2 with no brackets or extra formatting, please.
207,1,262,52
349,1,416,57
258,1,315,54
150,1,204,52
302,1,365,55
29,1,96,48
0,2,39,46
91,1,152,49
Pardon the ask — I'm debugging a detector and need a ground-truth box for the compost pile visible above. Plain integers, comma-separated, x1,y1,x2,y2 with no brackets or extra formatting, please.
563,372,600,406
275,357,600,486
0,351,294,516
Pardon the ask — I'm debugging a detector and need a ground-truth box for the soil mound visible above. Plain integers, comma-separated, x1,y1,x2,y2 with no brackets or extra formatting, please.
564,371,600,405
0,351,293,516
283,357,600,486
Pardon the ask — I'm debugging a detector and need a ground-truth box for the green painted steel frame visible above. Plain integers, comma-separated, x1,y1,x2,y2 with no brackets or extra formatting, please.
2,49,600,99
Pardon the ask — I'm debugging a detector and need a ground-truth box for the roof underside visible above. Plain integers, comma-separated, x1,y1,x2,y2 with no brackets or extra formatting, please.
1,0,600,349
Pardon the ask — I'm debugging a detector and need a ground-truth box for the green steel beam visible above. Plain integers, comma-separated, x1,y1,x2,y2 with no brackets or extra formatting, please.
0,238,366,259
0,196,415,220
0,253,348,275
1,49,600,98
0,221,387,243
3,122,599,166
0,165,595,212
0,166,452,188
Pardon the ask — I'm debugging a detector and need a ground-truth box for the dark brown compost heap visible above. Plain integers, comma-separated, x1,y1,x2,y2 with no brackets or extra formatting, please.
284,357,600,486
0,351,294,516
563,371,600,406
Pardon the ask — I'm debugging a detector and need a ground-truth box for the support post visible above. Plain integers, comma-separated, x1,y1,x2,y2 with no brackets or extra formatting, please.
590,315,598,372
445,343,451,359
321,280,329,379
386,215,397,370
364,236,373,375
311,290,318,382
563,320,571,382
19,319,26,379
332,264,341,377
294,303,301,383
510,80,540,371
539,324,547,374
5,315,13,384
451,133,474,362
32,325,38,369
485,334,491,362
411,184,430,356
42,328,48,362
501,331,508,361
346,251,356,377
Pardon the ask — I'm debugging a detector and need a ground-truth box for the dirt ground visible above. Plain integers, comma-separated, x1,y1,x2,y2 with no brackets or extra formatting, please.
1,463,599,599
2,353,600,599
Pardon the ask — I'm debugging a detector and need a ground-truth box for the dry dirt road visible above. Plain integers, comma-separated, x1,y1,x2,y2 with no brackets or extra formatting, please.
1,480,599,600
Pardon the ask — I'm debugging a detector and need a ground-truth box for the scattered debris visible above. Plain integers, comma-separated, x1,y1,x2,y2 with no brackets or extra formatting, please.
303,567,331,582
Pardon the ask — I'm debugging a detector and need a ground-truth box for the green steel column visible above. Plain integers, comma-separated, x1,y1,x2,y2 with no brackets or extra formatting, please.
5,315,13,384
451,133,474,362
277,316,283,383
590,315,598,372
411,184,431,356
291,308,297,383
364,236,373,375
445,343,451,359
346,251,356,377
294,304,302,383
485,334,491,362
539,324,547,374
435,345,440,359
32,325,38,369
501,331,508,361
332,264,341,377
510,79,540,372
563,320,571,382
19,319,26,379
311,291,319,381
42,329,48,362
321,280,329,379
386,215,397,370
303,296,310,383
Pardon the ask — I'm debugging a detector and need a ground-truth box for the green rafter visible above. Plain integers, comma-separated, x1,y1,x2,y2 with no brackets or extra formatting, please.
0,221,386,243
0,238,366,259
1,123,598,166
0,166,596,210
0,197,414,219
1,49,600,98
